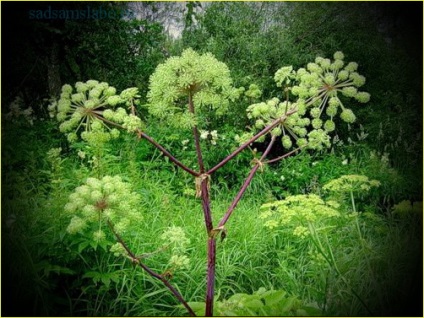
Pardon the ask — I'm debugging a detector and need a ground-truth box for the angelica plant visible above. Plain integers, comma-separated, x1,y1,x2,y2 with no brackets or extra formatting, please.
54,49,370,316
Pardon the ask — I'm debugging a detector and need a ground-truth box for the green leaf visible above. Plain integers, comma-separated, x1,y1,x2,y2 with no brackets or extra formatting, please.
83,271,101,284
244,298,264,309
278,296,299,313
78,241,91,253
89,240,98,250
263,290,287,306
44,264,75,276
101,276,111,288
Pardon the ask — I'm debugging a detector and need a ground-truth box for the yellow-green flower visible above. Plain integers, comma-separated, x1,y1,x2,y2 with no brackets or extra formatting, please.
64,175,143,241
54,80,144,144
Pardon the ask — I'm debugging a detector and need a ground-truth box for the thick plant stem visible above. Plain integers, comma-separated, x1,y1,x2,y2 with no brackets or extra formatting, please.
207,110,296,175
218,136,276,228
204,137,276,316
106,220,196,316
205,238,216,316
201,180,213,232
187,92,213,232
188,91,205,173
187,91,215,315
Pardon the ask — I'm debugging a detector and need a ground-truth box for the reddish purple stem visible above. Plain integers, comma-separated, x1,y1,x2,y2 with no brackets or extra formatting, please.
205,238,216,316
218,136,276,228
138,131,200,177
264,146,303,164
106,220,196,316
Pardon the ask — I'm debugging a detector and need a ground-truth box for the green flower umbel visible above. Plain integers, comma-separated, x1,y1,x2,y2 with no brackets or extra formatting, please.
249,51,371,151
289,51,370,123
147,48,243,129
54,80,142,143
65,176,143,241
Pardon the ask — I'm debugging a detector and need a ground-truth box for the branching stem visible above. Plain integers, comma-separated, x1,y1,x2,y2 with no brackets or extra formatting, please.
218,136,276,228
106,220,196,317
264,146,304,164
207,109,297,175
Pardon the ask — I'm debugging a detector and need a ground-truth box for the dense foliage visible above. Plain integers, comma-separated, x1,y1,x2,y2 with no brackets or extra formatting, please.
2,2,422,317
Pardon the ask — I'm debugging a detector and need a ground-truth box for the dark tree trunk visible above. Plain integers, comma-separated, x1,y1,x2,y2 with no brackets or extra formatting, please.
47,42,62,96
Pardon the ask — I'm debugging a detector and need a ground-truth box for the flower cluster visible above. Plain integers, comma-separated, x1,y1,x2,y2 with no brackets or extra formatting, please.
323,174,380,194
244,84,262,99
234,131,260,146
64,175,143,241
289,51,369,121
200,129,221,145
246,97,331,150
181,139,190,151
307,249,326,267
160,226,191,270
247,52,370,151
147,48,243,129
110,242,127,257
53,80,143,143
46,147,62,162
259,194,340,236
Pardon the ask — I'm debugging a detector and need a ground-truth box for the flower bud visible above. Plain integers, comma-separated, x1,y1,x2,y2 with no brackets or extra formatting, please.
324,120,336,132
355,91,371,103
107,95,123,107
340,109,356,123
345,62,358,72
61,84,73,95
341,86,357,98
337,70,349,81
89,88,102,99
75,82,89,93
333,51,344,60
312,118,323,129
310,107,321,118
282,135,292,149
86,80,99,88
104,87,117,97
271,127,282,136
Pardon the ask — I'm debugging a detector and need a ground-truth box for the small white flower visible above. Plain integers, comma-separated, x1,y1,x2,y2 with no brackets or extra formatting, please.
200,130,209,140
210,130,218,139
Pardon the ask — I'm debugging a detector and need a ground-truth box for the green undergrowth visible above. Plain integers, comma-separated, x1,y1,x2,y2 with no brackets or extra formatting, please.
3,155,422,316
